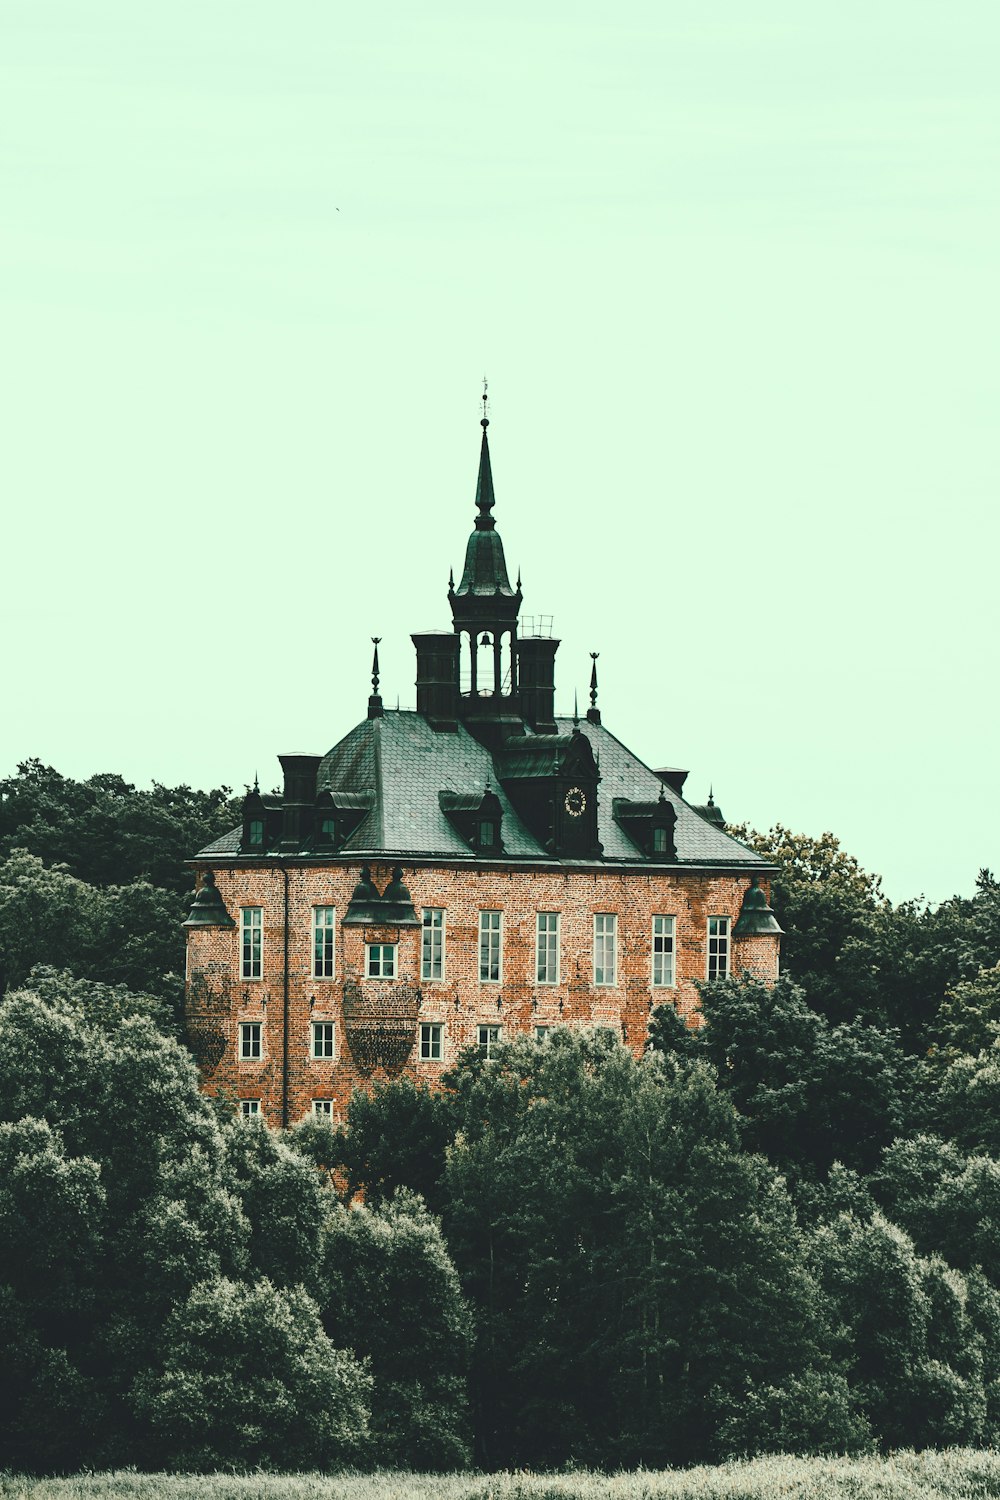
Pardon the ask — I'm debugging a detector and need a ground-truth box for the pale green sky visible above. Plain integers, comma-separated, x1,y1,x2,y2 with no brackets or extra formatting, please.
3,2,997,903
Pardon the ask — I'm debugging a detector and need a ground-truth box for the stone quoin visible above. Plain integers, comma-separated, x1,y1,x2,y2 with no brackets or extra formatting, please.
183,399,782,1125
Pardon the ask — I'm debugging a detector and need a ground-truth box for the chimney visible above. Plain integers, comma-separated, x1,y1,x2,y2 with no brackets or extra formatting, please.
517,637,560,733
412,632,459,730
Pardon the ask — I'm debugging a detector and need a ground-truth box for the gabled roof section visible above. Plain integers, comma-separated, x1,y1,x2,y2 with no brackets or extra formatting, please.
196,710,770,869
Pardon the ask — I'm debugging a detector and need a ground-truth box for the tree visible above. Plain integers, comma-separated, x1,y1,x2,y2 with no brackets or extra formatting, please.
442,1030,856,1467
810,1211,992,1448
935,966,1000,1058
222,1118,328,1295
334,1075,454,1213
319,1191,473,1469
874,1134,1000,1284
0,760,239,896
132,1277,371,1470
649,977,914,1179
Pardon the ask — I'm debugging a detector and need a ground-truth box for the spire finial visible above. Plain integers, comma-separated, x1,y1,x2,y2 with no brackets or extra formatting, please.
586,652,602,725
708,785,715,807
368,638,384,718
481,374,489,430
253,771,259,794
474,380,496,529
573,689,579,726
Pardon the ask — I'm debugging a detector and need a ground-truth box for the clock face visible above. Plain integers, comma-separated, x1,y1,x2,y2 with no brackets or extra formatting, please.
564,787,587,817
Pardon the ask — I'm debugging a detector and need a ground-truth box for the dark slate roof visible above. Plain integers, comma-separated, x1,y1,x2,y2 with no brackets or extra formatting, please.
196,710,768,870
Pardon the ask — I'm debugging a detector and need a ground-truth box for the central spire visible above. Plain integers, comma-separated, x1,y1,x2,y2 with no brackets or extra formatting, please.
474,416,496,531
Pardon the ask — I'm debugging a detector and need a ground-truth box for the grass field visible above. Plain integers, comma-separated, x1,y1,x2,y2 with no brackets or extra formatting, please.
4,1452,1000,1500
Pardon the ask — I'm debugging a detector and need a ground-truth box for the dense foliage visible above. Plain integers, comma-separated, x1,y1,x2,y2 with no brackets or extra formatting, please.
2,773,1000,1471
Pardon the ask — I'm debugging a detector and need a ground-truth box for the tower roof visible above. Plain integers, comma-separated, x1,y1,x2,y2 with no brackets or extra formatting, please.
453,420,518,600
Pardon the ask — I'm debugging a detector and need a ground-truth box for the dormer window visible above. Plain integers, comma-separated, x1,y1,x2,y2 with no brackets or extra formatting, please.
652,825,668,855
478,820,497,848
248,818,264,849
318,816,336,844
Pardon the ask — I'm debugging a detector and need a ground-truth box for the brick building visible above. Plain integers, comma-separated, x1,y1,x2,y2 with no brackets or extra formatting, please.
184,410,781,1125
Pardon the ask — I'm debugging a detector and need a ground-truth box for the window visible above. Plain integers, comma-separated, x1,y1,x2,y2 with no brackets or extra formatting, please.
478,1024,502,1057
593,913,618,986
248,819,264,849
319,816,336,843
241,907,262,980
479,910,502,983
366,943,396,979
419,1022,443,1061
478,820,496,848
239,1022,261,1060
652,825,668,854
239,1098,261,1119
312,906,336,979
652,915,676,988
422,908,445,981
311,1021,336,1059
707,917,730,981
312,1099,335,1119
536,912,560,985
534,1025,552,1041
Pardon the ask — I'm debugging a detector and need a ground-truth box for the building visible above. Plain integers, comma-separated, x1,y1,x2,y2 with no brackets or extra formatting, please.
183,409,781,1125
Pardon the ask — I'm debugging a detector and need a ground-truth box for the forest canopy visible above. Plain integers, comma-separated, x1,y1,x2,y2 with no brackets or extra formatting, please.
1,764,999,1471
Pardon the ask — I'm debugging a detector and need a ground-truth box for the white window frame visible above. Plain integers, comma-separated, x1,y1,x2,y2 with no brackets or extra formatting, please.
421,907,445,982
652,915,676,988
312,906,336,980
534,1025,552,1041
477,1023,502,1057
535,911,560,985
593,913,618,986
239,1021,262,1060
366,942,397,979
310,1020,336,1060
479,910,503,983
419,1022,443,1061
241,907,263,980
239,1098,261,1119
311,1098,335,1119
707,916,730,981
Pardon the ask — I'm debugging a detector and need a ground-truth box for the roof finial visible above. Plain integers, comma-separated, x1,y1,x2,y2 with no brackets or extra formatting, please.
586,652,601,725
708,785,715,807
474,379,496,530
573,689,579,726
253,771,259,794
368,637,384,719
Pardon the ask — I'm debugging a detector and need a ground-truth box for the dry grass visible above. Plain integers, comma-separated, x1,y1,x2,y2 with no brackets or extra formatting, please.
4,1452,1000,1500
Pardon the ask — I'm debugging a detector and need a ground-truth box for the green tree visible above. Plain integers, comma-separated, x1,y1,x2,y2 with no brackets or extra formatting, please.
443,1030,855,1467
811,1211,992,1447
132,1276,371,1470
222,1118,328,1295
874,1134,1000,1283
319,1191,473,1468
335,1074,454,1213
0,1118,108,1470
936,965,1000,1057
650,977,913,1179
0,760,239,896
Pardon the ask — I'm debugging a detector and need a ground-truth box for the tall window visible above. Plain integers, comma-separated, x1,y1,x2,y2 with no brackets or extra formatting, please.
239,1022,261,1060
593,913,618,986
248,819,264,849
479,910,502,983
652,825,668,854
478,1024,502,1057
536,912,560,984
707,917,730,981
366,943,396,979
652,915,676,988
312,906,335,979
422,908,445,981
311,1021,336,1060
241,907,262,980
420,1022,443,1061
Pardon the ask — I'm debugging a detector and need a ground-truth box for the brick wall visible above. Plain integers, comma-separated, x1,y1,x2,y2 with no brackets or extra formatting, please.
185,861,778,1126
